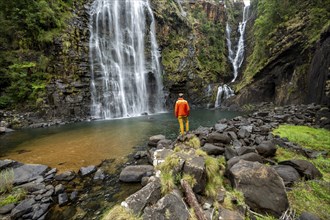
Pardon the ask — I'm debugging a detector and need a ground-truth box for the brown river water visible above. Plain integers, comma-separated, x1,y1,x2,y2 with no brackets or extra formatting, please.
0,110,243,172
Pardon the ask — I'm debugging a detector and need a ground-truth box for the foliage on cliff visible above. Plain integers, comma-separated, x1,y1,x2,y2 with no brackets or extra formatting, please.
238,0,330,91
152,0,229,104
0,0,78,108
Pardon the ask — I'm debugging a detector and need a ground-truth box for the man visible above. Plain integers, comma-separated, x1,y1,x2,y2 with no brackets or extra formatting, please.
175,93,190,135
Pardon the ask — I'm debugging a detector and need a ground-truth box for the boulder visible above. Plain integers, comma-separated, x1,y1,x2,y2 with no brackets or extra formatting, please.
228,161,289,217
183,156,207,193
214,123,228,132
227,153,264,170
93,168,106,181
31,203,51,220
55,171,76,181
152,149,173,167
279,159,322,180
13,164,48,185
54,184,65,195
142,191,189,220
119,165,154,183
123,179,161,215
201,143,225,156
297,212,321,220
157,139,173,149
58,193,69,206
193,126,211,139
224,147,238,161
256,141,277,157
134,151,148,159
0,159,17,170
238,127,250,139
273,165,300,186
218,208,244,220
148,135,166,147
79,165,97,176
0,204,15,215
236,147,256,156
11,198,36,219
206,132,231,144
0,126,5,133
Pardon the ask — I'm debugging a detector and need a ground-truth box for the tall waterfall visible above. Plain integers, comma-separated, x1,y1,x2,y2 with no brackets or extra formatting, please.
215,3,250,107
89,0,164,119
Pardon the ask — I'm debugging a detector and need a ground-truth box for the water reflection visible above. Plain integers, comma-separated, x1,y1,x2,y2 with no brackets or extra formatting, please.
0,109,243,172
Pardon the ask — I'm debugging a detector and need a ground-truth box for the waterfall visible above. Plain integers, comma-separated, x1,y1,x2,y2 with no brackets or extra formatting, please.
215,84,234,108
231,5,249,82
215,3,250,108
89,0,164,119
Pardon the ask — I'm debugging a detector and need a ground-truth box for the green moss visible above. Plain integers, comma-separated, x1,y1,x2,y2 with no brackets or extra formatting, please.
273,125,330,151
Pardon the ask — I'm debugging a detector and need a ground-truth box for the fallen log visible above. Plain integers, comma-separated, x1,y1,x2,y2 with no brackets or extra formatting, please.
180,179,207,220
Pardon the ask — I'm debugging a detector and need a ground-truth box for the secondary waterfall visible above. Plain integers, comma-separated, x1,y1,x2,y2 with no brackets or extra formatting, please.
89,0,164,119
215,3,250,107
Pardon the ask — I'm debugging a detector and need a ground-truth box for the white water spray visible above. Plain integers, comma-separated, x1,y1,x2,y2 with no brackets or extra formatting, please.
89,0,164,119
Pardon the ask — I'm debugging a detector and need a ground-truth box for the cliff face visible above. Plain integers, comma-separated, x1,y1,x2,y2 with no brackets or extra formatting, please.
151,0,228,107
230,0,330,107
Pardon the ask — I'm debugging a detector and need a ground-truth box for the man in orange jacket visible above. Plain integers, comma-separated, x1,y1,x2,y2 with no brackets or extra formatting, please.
175,93,190,135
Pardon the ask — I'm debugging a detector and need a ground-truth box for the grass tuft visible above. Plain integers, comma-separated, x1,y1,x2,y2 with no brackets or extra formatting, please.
182,174,197,188
0,169,14,194
102,205,141,220
160,171,176,195
0,187,26,207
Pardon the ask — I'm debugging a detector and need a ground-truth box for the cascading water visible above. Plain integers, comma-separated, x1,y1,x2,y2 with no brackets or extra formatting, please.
215,2,250,107
89,0,164,119
214,84,234,108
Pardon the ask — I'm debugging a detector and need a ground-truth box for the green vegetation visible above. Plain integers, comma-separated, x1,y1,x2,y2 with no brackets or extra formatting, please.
0,188,27,207
273,125,330,151
238,0,330,91
0,0,76,108
102,205,141,220
0,168,27,207
0,169,14,194
288,181,330,220
272,125,330,219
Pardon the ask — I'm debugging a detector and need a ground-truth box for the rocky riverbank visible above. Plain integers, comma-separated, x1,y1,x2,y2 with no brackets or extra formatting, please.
114,103,329,220
1,103,329,220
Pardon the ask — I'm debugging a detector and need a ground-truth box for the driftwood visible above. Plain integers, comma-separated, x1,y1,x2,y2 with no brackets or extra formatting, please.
180,179,208,220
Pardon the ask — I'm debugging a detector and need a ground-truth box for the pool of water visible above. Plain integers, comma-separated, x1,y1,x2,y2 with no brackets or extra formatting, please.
0,109,243,172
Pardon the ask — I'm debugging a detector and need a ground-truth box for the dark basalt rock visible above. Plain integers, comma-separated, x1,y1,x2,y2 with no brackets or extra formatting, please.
142,191,189,220
273,165,301,186
79,165,97,176
124,179,162,215
256,140,277,157
206,132,231,144
228,161,289,217
201,143,225,155
55,171,76,181
183,156,207,193
279,159,322,180
11,198,36,220
119,165,154,183
13,164,49,185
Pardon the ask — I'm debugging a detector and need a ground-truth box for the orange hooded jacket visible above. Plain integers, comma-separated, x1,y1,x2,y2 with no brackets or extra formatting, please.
175,98,190,118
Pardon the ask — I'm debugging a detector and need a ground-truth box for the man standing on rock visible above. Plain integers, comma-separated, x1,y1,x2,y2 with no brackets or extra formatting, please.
175,93,190,135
